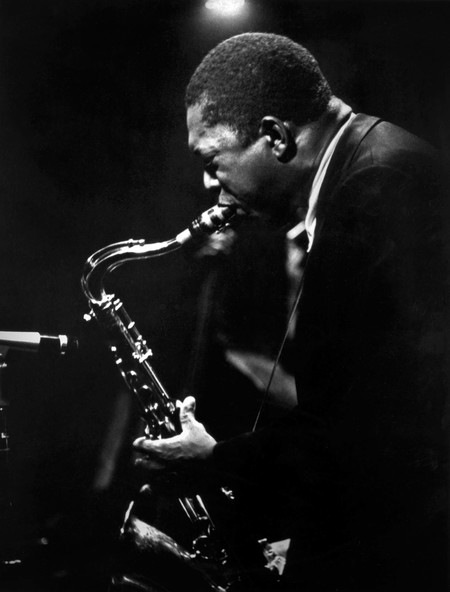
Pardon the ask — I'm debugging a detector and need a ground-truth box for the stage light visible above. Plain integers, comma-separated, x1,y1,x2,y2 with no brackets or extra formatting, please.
205,0,246,16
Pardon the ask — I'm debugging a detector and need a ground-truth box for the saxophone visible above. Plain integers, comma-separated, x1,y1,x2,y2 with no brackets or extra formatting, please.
81,205,271,592
81,204,237,443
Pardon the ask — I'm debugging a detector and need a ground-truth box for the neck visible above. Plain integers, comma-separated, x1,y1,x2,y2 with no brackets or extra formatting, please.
293,97,353,208
311,97,352,164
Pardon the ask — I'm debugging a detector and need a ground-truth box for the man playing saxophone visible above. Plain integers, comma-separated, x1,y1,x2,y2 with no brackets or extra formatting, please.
133,33,448,591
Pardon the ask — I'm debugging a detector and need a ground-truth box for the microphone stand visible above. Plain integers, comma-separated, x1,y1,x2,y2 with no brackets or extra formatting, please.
0,348,23,575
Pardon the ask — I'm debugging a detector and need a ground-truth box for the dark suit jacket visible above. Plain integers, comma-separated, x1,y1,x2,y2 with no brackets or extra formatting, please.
213,115,448,590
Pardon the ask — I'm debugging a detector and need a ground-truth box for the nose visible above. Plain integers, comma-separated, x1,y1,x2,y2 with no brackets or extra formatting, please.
202,170,239,210
203,170,220,192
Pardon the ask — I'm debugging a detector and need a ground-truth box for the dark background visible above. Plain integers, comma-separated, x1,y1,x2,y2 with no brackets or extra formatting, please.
0,1,449,590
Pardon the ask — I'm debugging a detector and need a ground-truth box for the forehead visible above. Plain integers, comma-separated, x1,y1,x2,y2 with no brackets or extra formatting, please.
187,104,240,154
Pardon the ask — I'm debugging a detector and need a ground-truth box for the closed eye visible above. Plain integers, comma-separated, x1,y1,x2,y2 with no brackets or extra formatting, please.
204,156,218,175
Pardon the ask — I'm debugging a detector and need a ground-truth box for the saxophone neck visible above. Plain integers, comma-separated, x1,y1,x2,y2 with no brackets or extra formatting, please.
82,237,180,303
81,204,240,303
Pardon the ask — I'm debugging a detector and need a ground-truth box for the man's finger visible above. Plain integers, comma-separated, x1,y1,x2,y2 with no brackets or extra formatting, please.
133,436,153,452
133,436,168,457
134,455,166,472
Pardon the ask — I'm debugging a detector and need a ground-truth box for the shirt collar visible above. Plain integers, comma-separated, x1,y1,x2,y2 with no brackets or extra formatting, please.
286,112,356,250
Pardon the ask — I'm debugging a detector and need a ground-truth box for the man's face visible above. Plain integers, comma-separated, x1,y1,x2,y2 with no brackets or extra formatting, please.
187,104,293,225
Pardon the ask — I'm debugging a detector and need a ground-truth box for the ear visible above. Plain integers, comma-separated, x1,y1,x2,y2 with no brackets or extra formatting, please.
259,116,297,162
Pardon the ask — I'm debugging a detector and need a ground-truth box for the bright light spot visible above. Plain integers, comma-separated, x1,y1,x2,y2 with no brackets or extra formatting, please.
205,0,245,16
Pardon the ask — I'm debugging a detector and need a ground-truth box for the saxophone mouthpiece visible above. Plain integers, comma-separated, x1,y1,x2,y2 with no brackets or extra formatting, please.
176,205,237,245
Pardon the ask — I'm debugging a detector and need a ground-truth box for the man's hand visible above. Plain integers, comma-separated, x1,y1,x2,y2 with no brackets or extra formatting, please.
133,396,217,471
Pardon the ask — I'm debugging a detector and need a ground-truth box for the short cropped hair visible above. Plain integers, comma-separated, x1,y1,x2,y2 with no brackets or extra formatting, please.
185,33,332,145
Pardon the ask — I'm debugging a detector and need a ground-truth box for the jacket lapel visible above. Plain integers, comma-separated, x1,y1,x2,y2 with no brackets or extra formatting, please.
313,114,381,244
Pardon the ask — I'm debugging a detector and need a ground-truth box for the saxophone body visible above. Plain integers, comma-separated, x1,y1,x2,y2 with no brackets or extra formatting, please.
81,206,280,591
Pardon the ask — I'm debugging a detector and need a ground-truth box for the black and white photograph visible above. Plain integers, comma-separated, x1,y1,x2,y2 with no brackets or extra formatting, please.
0,1,449,591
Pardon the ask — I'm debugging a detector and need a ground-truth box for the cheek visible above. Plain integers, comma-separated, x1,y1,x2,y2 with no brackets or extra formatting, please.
249,162,276,197
221,154,272,202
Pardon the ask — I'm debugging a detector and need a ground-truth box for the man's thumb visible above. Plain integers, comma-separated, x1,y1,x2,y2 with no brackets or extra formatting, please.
179,395,196,426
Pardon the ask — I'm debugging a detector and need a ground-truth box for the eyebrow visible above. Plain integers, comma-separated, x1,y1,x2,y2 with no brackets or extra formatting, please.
192,145,217,162
189,130,215,156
